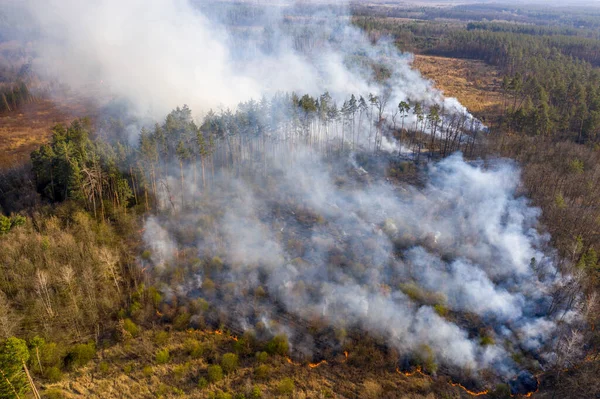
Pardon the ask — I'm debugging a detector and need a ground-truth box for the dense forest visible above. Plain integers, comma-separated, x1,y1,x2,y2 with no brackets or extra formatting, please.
1,2,600,398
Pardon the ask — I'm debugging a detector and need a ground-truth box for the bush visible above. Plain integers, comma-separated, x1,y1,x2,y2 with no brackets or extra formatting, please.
221,353,238,374
153,330,169,346
254,364,270,380
277,378,295,395
43,388,66,399
480,335,495,346
198,377,208,389
250,386,262,399
155,348,170,364
184,339,204,358
123,319,140,337
172,363,188,381
173,312,191,331
98,361,109,374
65,342,95,369
433,304,448,317
45,366,63,382
255,351,268,364
142,365,153,377
265,335,289,356
208,365,223,383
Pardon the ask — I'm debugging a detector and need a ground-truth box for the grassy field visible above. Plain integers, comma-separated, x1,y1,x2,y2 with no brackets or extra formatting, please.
413,55,504,124
0,95,93,169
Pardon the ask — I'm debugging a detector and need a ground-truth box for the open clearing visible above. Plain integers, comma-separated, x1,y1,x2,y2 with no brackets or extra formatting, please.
0,95,93,169
413,54,504,124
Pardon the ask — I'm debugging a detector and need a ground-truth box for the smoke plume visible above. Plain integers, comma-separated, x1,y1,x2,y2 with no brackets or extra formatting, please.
19,0,468,123
142,147,577,385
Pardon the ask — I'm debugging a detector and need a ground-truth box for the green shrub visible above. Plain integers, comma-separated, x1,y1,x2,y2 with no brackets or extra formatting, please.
123,364,133,374
153,331,169,346
277,378,295,395
43,388,66,399
265,335,289,356
255,351,268,364
141,250,152,261
45,366,63,382
480,335,495,346
147,287,162,308
66,342,95,369
434,304,448,317
221,353,238,374
198,377,208,389
184,339,204,358
98,361,109,374
254,364,270,380
173,363,190,380
157,383,170,396
250,386,262,399
173,312,191,331
208,365,223,382
155,348,170,364
143,365,153,377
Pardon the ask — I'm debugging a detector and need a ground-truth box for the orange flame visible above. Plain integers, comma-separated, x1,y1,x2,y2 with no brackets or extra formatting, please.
396,366,426,378
449,382,489,396
520,375,540,398
344,351,349,360
286,357,300,366
308,360,328,368
397,367,489,397
214,329,223,335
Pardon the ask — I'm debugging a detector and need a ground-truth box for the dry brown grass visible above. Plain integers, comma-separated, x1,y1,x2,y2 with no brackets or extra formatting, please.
0,96,94,169
413,54,504,123
41,329,457,398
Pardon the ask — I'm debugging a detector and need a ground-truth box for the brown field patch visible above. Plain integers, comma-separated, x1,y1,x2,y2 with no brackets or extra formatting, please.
0,95,94,170
413,54,504,124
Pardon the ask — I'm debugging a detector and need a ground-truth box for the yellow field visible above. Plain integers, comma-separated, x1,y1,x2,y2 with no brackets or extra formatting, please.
413,54,504,123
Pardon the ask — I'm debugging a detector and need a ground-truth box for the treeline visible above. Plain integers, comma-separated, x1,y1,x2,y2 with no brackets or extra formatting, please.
351,3,600,29
434,30,600,142
459,27,600,67
30,119,134,218
352,16,600,143
466,21,600,40
352,17,455,53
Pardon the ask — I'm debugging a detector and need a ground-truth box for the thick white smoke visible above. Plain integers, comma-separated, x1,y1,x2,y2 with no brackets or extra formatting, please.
21,0,468,122
142,150,575,380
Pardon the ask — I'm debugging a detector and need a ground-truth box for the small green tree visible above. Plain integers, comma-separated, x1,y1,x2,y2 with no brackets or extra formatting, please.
155,349,170,364
207,365,223,383
277,378,295,395
220,353,238,374
265,335,288,356
0,337,30,398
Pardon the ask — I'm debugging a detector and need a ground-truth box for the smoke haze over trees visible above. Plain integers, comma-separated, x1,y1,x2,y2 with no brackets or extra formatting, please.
1,1,600,398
